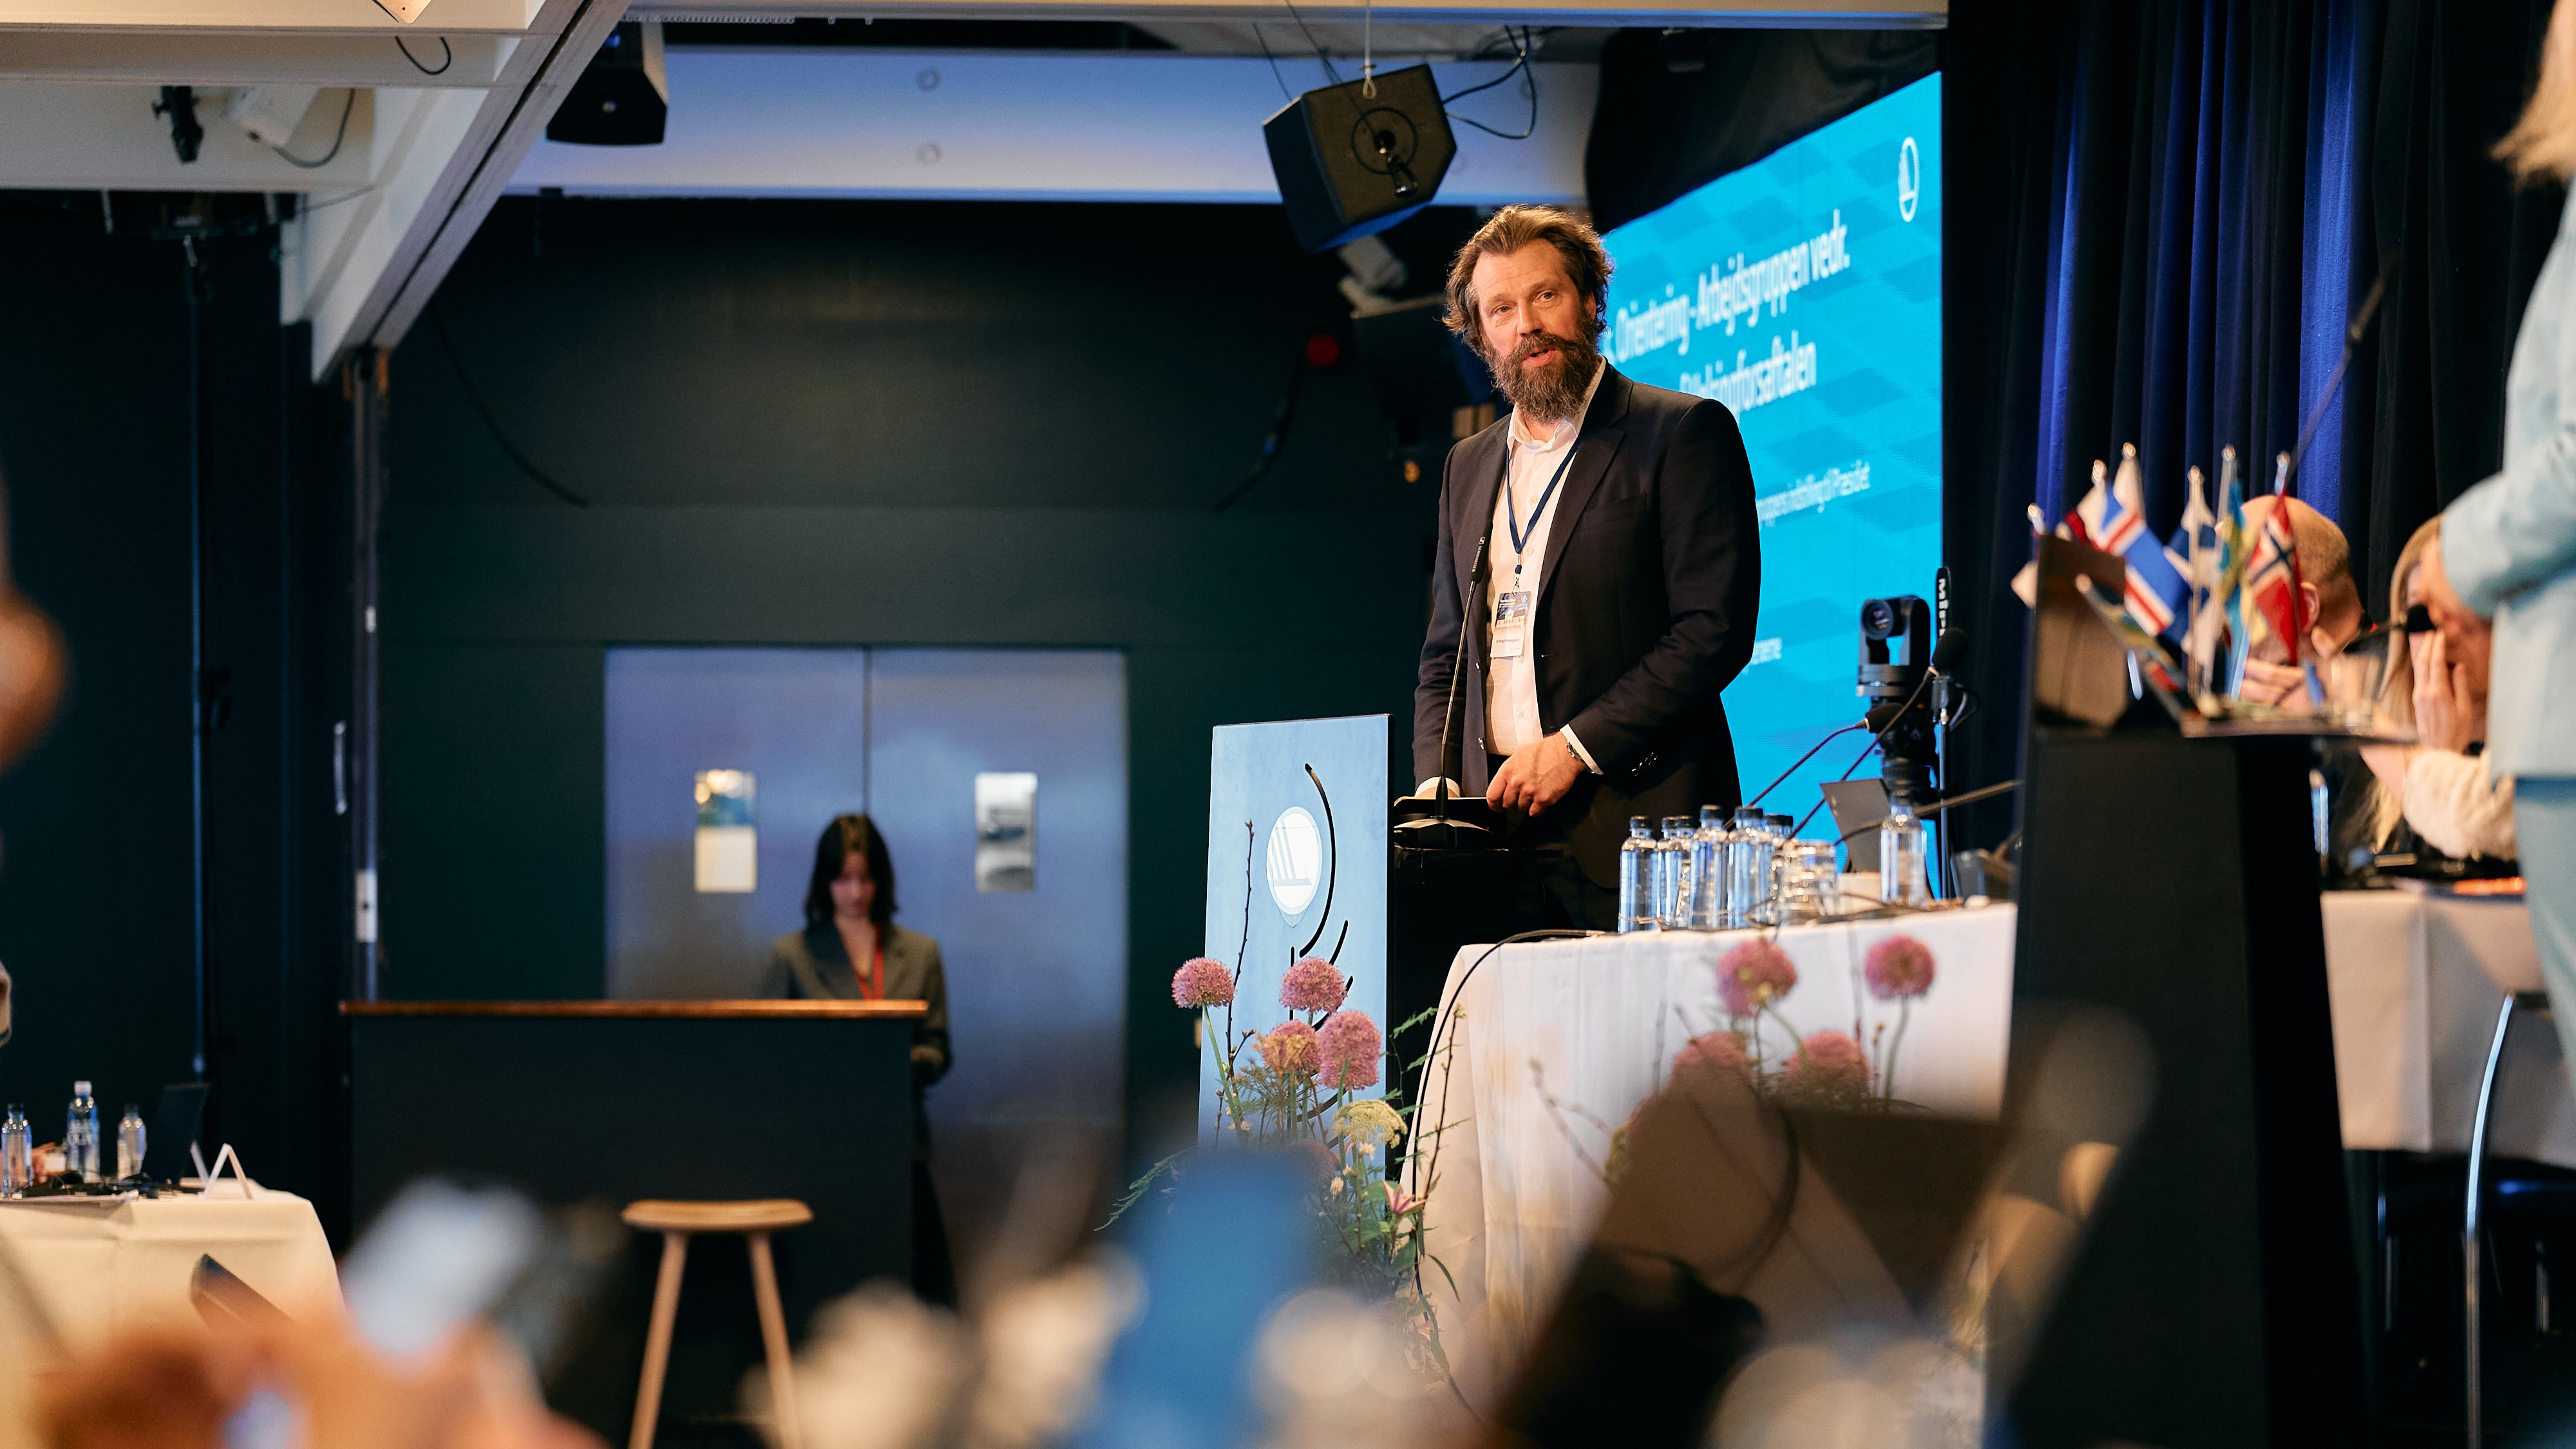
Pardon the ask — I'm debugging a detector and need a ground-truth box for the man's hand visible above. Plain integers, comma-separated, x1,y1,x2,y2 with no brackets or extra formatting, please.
2240,656,2309,709
1487,733,1586,816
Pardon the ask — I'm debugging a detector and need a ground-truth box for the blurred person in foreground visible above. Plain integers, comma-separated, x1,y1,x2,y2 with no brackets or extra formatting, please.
26,1318,598,1449
2364,518,2517,862
2415,0,2576,1071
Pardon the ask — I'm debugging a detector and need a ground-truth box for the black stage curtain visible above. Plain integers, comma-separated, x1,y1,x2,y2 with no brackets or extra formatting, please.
1585,29,1937,233
1941,0,2563,849
2359,0,2564,598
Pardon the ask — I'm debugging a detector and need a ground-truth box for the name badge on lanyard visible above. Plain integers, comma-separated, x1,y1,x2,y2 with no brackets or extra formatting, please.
1491,442,1579,664
1491,589,1533,658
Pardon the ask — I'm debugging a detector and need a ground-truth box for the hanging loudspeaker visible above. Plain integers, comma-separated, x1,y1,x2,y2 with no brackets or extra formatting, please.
1264,65,1457,253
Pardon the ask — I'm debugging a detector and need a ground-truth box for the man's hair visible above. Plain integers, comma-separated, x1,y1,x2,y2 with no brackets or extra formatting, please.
2498,0,2576,184
2244,496,2363,638
1443,205,1615,359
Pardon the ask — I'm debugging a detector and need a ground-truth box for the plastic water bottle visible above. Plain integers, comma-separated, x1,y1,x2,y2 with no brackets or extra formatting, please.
1880,793,1931,907
1617,817,1656,932
1657,817,1694,928
117,1105,147,1180
1687,806,1727,930
1,1106,29,1197
1765,814,1795,922
66,1081,99,1182
1725,808,1772,928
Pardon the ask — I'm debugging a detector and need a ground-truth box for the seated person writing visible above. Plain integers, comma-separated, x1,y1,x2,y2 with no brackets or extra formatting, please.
2363,518,2518,862
2235,496,2369,706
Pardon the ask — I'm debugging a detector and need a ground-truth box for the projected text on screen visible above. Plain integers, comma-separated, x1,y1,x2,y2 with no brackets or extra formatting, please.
1603,73,1942,836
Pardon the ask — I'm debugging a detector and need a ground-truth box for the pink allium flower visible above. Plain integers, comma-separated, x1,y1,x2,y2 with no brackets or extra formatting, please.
1171,957,1235,1009
1280,956,1349,1013
1258,1020,1320,1076
1316,1010,1383,1090
1718,940,1799,1018
1864,934,1937,1000
1672,1030,1752,1079
1779,1030,1871,1093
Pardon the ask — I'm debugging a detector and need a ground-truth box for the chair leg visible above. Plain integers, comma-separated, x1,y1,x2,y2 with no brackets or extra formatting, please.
2467,993,2524,1449
748,1232,802,1449
630,1232,690,1449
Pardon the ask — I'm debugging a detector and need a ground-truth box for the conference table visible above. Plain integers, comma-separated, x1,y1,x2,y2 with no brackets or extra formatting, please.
1411,889,2550,1397
0,1188,341,1350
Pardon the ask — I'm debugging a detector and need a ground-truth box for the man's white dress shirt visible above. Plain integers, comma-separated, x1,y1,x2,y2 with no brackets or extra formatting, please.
1415,365,1605,797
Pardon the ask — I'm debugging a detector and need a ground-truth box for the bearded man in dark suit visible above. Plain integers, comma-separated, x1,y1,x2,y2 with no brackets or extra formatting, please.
1414,205,1763,928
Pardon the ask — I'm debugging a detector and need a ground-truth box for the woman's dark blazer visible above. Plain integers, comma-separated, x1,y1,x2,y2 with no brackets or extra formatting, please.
762,921,952,1157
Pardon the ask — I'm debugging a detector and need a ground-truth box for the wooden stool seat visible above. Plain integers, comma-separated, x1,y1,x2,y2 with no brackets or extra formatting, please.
621,1198,814,1234
623,1197,811,1449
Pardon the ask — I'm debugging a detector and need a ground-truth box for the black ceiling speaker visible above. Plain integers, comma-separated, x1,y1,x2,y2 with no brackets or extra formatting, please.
1264,65,1456,252
546,21,667,146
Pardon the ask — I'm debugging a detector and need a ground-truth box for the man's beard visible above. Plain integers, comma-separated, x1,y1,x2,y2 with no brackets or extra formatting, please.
1490,328,1601,424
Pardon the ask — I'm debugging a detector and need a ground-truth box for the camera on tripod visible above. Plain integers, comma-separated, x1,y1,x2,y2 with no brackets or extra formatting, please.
1859,595,1938,802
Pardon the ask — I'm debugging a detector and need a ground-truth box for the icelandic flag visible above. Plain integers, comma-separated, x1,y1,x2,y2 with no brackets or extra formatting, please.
2074,446,2192,637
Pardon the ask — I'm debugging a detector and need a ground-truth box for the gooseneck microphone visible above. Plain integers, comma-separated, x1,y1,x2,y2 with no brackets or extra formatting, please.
1433,527,1493,829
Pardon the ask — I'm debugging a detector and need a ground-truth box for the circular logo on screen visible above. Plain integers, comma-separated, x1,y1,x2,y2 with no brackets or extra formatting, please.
1897,137,1922,222
1266,807,1324,917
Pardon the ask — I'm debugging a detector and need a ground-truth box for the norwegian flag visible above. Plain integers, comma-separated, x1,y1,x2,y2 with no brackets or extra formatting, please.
2073,448,2192,638
2242,498,2310,663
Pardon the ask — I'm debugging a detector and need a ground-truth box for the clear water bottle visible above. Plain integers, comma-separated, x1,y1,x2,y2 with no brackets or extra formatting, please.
117,1105,147,1180
65,1081,99,1182
1617,817,1656,933
1725,807,1772,928
1656,817,1694,928
1880,791,1930,907
1766,814,1795,922
1,1106,29,1197
1687,805,1727,930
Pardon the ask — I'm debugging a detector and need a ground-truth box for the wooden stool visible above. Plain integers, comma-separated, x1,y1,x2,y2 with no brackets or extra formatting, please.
621,1198,814,1449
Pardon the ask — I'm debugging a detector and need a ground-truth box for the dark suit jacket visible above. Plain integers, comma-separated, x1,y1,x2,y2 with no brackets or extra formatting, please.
764,920,951,1158
1413,366,1762,887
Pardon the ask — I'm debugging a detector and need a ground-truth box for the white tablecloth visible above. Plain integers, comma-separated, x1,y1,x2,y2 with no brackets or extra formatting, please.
2322,890,2566,1160
1413,893,2557,1395
1409,905,2018,1396
0,1189,341,1352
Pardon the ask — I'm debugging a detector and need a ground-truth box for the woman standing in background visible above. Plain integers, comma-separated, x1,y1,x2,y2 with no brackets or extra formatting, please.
764,813,956,1305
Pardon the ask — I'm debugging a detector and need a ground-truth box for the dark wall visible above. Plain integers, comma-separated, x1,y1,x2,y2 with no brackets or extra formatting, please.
383,196,1448,1148
0,193,348,1204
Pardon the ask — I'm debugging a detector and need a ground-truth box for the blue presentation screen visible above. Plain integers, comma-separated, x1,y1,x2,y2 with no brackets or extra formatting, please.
1603,73,1942,837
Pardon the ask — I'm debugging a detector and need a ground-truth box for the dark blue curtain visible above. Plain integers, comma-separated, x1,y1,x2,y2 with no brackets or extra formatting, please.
1942,0,2561,849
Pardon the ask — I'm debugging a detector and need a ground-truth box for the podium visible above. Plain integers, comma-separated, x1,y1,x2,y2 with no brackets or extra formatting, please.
2000,730,2367,1447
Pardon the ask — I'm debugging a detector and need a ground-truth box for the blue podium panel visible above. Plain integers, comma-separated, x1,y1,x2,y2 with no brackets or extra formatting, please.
1201,716,1389,1136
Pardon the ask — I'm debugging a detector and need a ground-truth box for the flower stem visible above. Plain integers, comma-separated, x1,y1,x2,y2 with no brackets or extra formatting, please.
1882,999,1911,1101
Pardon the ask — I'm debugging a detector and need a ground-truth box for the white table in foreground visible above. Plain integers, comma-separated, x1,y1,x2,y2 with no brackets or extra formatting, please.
1409,905,2016,1397
0,1189,341,1351
1411,893,2556,1396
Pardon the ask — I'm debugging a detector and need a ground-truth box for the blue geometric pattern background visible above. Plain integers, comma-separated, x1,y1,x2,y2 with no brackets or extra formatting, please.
1604,73,1944,834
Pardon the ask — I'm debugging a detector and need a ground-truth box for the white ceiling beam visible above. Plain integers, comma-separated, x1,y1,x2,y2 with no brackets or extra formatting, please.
0,32,509,86
0,0,549,36
0,82,376,187
282,0,629,376
511,50,1588,204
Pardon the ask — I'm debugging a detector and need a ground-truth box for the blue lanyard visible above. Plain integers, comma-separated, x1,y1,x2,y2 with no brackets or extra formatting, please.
1503,441,1580,565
